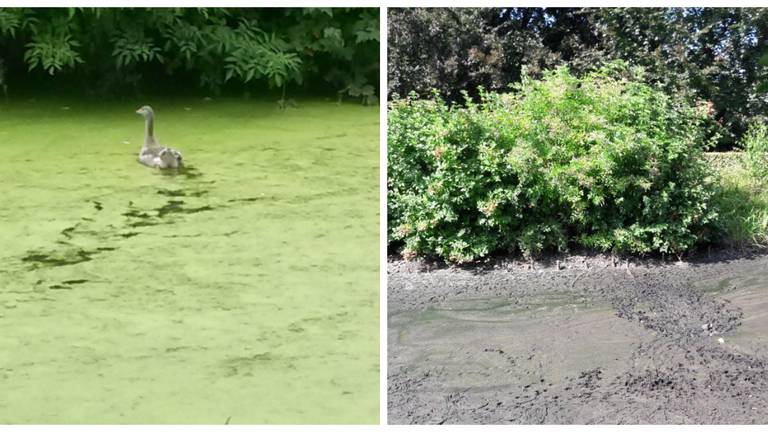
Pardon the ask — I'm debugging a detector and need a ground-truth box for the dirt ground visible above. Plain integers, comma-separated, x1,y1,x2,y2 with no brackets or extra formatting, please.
388,250,768,424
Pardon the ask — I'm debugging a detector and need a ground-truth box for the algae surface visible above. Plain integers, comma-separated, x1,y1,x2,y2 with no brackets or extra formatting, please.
0,99,379,423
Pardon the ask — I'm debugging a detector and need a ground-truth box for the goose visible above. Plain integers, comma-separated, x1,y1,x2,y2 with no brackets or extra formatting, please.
135,105,183,169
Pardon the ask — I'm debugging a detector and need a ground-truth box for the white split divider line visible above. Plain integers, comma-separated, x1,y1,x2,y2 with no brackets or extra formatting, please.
379,4,389,427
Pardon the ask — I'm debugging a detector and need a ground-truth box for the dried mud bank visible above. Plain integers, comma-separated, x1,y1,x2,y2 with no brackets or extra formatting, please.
388,251,768,424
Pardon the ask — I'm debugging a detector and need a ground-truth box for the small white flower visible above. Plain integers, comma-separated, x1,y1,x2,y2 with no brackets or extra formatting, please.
717,337,725,344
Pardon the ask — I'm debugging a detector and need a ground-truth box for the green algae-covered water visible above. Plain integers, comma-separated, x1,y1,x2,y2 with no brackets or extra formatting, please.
0,98,379,424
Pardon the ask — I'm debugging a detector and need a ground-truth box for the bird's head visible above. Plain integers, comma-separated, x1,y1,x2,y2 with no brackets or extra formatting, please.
135,105,154,118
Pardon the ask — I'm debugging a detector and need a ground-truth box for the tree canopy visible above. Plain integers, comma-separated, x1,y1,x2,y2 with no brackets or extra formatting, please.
0,8,379,103
388,8,768,148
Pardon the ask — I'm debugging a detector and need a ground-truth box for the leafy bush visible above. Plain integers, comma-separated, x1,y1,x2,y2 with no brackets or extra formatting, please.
0,8,379,102
388,63,719,262
739,122,768,180
388,7,768,149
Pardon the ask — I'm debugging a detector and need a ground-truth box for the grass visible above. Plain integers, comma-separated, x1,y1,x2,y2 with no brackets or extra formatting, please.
711,153,768,248
0,97,379,424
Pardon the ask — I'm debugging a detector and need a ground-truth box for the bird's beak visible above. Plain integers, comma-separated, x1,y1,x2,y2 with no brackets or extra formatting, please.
135,109,142,114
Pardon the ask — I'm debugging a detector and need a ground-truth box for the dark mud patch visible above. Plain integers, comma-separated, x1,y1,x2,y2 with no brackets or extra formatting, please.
388,253,768,424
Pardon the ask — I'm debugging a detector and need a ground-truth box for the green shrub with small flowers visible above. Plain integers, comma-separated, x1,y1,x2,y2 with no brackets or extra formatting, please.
388,62,720,263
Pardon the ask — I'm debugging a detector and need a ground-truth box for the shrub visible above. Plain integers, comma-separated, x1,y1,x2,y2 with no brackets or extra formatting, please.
388,63,719,263
0,8,379,102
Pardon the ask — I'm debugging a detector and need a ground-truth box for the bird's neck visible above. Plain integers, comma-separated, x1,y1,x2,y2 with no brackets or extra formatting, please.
144,115,155,144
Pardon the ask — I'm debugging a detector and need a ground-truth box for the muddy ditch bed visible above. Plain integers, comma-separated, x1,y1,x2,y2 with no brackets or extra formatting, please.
388,251,768,424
